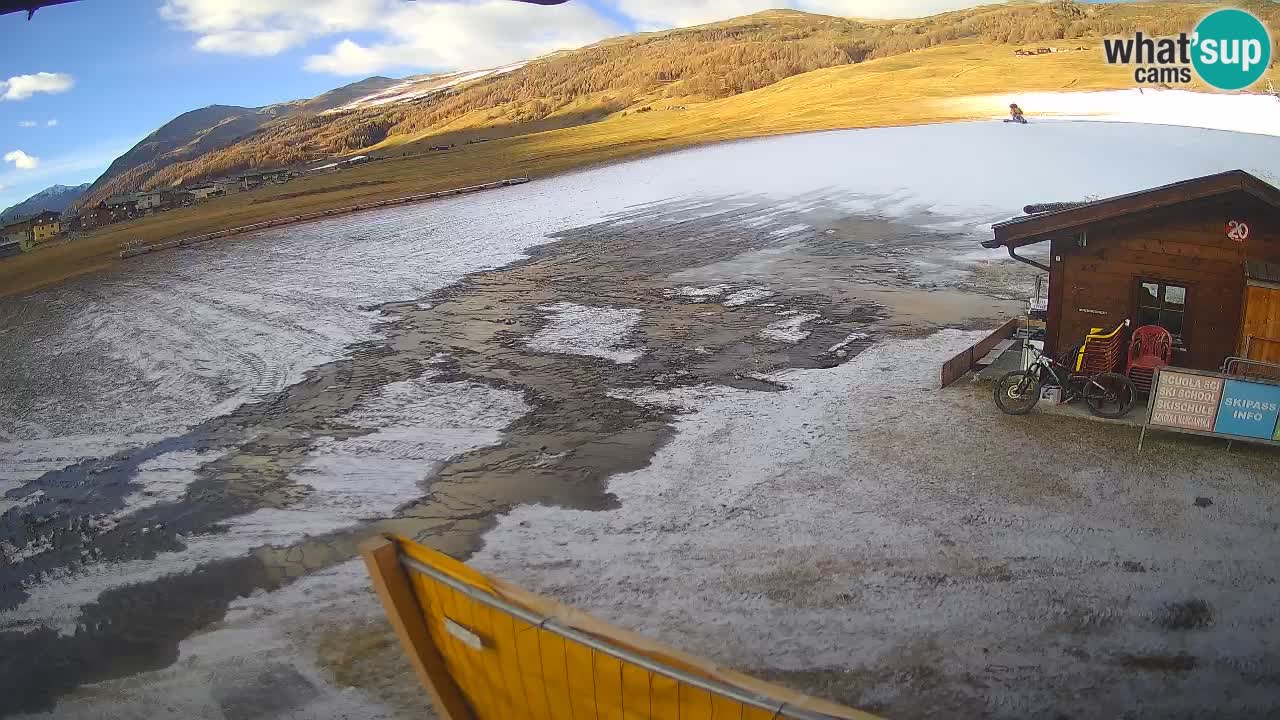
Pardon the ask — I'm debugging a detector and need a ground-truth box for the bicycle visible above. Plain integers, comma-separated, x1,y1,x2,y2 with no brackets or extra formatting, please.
993,345,1137,418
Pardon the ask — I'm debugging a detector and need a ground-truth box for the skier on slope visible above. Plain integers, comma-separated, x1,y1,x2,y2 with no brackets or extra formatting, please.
1006,103,1027,124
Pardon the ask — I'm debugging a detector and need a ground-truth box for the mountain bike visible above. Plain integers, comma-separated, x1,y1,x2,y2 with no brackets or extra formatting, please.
993,346,1137,418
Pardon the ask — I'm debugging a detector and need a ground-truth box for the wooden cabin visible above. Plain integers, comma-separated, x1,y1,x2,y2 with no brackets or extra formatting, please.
984,170,1280,372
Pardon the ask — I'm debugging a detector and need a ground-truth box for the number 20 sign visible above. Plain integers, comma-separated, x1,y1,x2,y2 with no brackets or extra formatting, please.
1227,219,1250,242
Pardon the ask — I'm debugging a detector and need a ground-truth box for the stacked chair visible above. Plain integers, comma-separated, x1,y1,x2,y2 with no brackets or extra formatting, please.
1074,320,1129,375
1126,325,1174,394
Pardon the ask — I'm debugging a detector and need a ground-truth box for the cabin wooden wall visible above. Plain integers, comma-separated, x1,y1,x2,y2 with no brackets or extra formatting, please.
1046,195,1280,372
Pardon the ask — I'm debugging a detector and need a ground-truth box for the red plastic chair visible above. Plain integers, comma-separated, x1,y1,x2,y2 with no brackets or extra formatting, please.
1127,325,1173,394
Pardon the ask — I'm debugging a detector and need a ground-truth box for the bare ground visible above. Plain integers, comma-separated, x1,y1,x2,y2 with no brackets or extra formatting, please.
4,189,1278,720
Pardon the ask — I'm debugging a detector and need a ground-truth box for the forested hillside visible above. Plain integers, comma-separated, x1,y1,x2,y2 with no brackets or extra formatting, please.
87,1,1280,203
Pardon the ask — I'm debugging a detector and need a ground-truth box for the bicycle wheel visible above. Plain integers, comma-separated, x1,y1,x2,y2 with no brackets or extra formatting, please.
1083,372,1137,419
994,370,1042,415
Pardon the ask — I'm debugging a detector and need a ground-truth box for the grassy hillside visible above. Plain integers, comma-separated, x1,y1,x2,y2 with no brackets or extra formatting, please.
78,78,407,208
80,105,289,208
111,1,1276,198
9,1,1279,297
1,37,1157,297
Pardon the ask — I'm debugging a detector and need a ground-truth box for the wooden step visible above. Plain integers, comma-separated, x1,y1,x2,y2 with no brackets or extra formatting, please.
976,339,1017,366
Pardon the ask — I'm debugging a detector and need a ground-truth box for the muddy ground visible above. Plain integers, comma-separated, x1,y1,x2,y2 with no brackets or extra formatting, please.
471,341,1280,719
3,122,1280,719
1,193,1023,717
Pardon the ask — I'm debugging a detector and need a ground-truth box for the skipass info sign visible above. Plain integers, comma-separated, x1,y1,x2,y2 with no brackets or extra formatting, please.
1148,368,1280,444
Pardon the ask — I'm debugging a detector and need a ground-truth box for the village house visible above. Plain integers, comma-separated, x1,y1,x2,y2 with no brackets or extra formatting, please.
31,210,61,242
186,181,229,201
213,177,241,193
0,220,35,256
0,210,61,253
985,170,1280,371
0,222,31,257
238,169,290,190
76,202,114,230
136,190,164,211
136,189,193,212
105,194,141,220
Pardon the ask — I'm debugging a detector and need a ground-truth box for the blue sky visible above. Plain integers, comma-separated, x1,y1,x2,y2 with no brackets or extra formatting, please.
0,0,1024,211
0,0,440,209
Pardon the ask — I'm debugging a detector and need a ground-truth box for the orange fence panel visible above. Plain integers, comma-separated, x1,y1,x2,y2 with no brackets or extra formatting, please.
362,535,881,720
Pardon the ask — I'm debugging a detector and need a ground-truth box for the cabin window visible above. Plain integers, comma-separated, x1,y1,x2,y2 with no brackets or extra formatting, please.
1137,279,1187,345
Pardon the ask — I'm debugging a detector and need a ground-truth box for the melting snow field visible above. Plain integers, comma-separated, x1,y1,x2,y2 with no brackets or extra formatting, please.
472,330,1280,717
527,302,645,363
8,111,1280,487
8,98,1280,717
20,559,399,720
959,88,1280,137
5,374,527,634
760,311,821,342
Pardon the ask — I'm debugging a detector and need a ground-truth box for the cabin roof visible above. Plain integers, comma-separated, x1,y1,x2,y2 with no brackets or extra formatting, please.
983,170,1280,249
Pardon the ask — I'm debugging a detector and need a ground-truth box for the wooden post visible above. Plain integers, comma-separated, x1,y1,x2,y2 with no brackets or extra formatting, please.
361,536,475,720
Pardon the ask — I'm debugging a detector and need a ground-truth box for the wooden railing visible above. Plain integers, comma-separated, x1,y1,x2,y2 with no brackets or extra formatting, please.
939,317,1020,388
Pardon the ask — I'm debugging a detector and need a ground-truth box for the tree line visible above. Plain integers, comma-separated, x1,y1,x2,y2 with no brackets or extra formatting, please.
123,1,1279,194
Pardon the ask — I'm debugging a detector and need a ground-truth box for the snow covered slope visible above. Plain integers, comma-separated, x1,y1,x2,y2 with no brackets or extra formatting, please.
956,88,1280,137
323,62,526,114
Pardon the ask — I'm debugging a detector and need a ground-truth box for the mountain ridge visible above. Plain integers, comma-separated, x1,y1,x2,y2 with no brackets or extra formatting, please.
77,76,406,208
77,1,1280,210
2,183,91,223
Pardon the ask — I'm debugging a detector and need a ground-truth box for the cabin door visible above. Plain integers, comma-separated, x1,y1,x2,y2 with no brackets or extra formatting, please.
1241,282,1280,364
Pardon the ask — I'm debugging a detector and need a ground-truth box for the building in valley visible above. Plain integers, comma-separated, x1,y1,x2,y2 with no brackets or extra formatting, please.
0,225,29,256
238,169,291,191
74,202,115,230
136,190,164,211
105,194,139,218
0,211,59,253
31,210,61,242
187,181,230,201
985,170,1280,371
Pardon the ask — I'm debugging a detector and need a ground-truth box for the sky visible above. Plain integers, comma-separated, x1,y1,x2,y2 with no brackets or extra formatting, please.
0,0,1034,210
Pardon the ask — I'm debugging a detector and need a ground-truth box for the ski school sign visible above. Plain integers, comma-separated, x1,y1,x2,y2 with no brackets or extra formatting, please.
1141,367,1280,450
1103,8,1272,90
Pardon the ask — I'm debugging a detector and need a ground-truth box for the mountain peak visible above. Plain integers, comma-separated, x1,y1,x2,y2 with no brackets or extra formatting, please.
1,182,90,223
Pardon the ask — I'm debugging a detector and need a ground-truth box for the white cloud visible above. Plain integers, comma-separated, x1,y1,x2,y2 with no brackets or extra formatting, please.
305,1,620,75
160,0,385,56
46,119,57,127
162,0,999,75
17,120,36,128
0,72,74,101
195,29,305,55
4,150,40,170
304,39,389,76
610,0,779,28
0,136,133,211
164,0,620,73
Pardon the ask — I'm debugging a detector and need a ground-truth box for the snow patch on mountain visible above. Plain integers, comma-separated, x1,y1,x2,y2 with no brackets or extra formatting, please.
324,62,527,114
